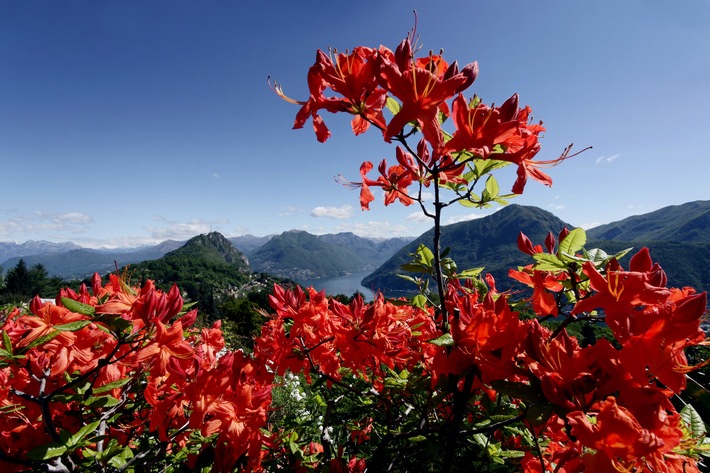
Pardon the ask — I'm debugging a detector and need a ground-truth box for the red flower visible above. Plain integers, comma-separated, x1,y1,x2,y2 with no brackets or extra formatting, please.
316,47,387,135
273,47,386,143
434,283,527,385
134,320,195,377
508,266,562,316
572,253,672,343
273,60,349,143
443,93,522,158
344,159,415,210
378,39,477,152
567,397,693,472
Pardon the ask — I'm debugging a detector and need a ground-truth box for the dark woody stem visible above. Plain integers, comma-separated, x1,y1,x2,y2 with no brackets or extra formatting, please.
431,166,449,329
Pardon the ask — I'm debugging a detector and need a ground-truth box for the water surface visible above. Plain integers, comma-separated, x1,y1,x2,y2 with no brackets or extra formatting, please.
297,271,375,301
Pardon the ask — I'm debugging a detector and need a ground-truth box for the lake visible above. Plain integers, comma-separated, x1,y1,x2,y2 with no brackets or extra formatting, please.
297,271,375,301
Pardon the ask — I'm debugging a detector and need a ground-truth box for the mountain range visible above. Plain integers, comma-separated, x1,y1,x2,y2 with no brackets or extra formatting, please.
0,240,185,280
2,200,709,296
246,230,412,280
363,202,710,295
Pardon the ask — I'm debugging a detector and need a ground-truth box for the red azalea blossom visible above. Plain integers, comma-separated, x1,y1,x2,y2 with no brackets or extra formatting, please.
377,39,477,152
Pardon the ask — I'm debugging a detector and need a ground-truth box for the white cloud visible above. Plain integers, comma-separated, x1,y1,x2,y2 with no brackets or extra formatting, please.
595,154,620,164
0,210,94,238
334,220,413,239
420,191,435,202
145,218,230,240
579,222,601,230
445,213,485,225
310,205,354,219
547,204,566,211
279,206,302,217
406,211,431,224
54,212,93,224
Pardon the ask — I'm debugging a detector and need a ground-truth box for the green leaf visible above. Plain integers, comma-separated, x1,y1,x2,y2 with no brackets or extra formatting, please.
68,420,101,447
402,244,436,275
462,170,476,182
610,247,634,262
557,228,586,260
585,248,608,263
457,198,479,208
499,450,526,458
441,258,458,278
531,253,567,271
84,395,122,408
485,175,499,199
94,377,132,394
23,330,62,351
473,157,509,178
2,330,12,354
526,404,553,426
457,267,484,279
60,297,96,316
54,320,92,332
681,403,707,438
385,96,401,115
94,314,132,334
401,263,428,273
26,444,68,461
397,274,419,284
411,294,428,310
427,333,454,347
416,244,435,267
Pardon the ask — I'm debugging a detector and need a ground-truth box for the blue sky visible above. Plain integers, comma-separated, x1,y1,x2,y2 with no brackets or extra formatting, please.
1,1,709,248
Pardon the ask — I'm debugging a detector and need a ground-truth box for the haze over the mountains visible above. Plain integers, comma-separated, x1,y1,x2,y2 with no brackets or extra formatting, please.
1,201,709,294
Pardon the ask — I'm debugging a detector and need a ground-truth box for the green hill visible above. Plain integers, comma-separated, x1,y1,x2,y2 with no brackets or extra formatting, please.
587,201,710,242
248,230,403,280
362,205,570,295
363,204,710,296
588,240,710,292
127,232,258,313
0,241,183,280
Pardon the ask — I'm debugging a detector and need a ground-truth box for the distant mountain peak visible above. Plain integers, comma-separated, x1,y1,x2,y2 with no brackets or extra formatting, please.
171,232,249,268
587,200,710,243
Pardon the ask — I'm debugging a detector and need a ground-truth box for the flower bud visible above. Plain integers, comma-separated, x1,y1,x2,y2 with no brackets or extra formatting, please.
499,93,519,122
455,61,478,94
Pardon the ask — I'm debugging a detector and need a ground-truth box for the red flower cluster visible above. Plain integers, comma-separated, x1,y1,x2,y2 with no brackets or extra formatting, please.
274,30,572,210
0,275,272,472
254,284,438,391
510,235,708,471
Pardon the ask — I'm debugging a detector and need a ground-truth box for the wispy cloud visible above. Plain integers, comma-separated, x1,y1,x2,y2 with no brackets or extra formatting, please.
406,212,430,224
595,154,619,164
54,212,93,224
579,222,601,230
334,220,413,239
144,217,230,241
445,213,485,225
310,205,354,219
279,206,302,217
0,211,94,239
420,191,435,202
547,203,566,211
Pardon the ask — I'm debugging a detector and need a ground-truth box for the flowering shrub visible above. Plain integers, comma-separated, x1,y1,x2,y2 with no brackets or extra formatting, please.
2,17,709,473
266,18,710,472
0,274,272,472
